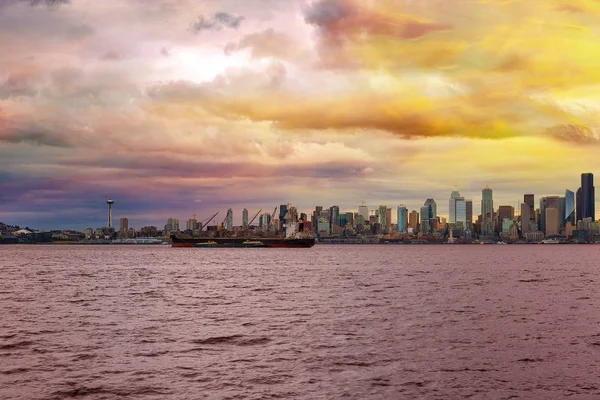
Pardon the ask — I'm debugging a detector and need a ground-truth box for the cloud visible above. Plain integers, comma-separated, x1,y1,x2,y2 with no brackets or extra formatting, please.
192,12,244,33
0,125,72,147
546,124,600,143
29,0,69,6
224,29,301,61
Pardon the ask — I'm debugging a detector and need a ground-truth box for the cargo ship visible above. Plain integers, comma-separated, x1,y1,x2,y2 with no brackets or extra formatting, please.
171,235,315,248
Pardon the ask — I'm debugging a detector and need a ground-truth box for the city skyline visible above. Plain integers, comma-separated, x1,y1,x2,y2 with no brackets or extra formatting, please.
2,1,600,229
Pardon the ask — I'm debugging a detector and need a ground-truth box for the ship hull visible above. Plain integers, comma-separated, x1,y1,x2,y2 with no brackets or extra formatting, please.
171,235,315,248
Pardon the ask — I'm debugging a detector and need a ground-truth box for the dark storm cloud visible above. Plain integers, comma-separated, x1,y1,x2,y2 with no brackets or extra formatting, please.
1,126,72,147
304,0,350,27
192,12,244,33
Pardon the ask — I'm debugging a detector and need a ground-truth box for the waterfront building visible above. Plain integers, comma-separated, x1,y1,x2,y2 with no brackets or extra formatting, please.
279,204,288,230
576,187,583,222
449,190,461,224
358,204,369,222
420,206,430,233
582,173,595,221
497,206,514,234
524,194,535,222
186,218,197,232
242,209,249,229
378,205,387,231
481,186,494,236
525,231,544,242
409,210,419,232
397,205,408,233
455,198,467,229
466,200,473,230
259,213,271,229
226,209,233,231
424,199,437,222
166,218,179,233
329,206,340,232
564,189,577,225
539,196,560,233
520,203,530,234
545,207,560,236
386,208,392,232
317,217,329,234
119,217,128,233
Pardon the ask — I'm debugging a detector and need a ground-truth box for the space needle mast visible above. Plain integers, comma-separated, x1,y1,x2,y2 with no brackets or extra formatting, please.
107,199,114,228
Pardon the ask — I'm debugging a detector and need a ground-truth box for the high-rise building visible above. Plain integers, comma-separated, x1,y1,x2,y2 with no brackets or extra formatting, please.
329,206,340,232
242,209,249,229
420,206,430,233
481,186,494,236
449,190,461,224
358,204,369,222
521,203,530,234
166,218,179,232
119,217,128,233
524,194,535,222
455,198,467,228
378,205,387,228
545,207,559,236
576,187,583,222
424,199,437,222
466,200,473,229
386,208,392,231
409,210,419,232
186,218,197,231
259,213,272,229
565,190,575,226
540,196,560,233
226,209,233,231
279,204,288,228
397,205,407,233
582,173,595,221
345,212,354,227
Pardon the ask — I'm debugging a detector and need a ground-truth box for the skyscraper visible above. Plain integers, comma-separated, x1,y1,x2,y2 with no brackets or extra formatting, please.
358,203,369,221
455,198,467,228
545,207,559,236
329,206,340,232
466,200,473,230
420,206,430,233
409,210,419,232
524,194,535,222
397,205,407,233
226,208,233,231
521,203,530,234
119,217,128,233
576,187,582,222
378,205,387,231
540,196,560,233
242,209,249,229
565,189,575,225
279,204,288,229
449,190,461,224
481,186,494,236
424,199,437,222
582,173,595,221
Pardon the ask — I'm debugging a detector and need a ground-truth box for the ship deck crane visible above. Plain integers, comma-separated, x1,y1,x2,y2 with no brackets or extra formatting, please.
266,206,278,231
248,209,262,227
201,211,219,231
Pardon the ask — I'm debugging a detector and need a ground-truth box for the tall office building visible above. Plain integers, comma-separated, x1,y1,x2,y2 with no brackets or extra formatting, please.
449,190,461,224
409,210,419,232
397,205,408,233
242,209,249,229
358,204,369,221
545,207,559,236
279,204,288,229
420,206,430,233
119,217,129,233
466,200,473,230
576,187,582,222
186,218,197,231
524,194,535,222
481,186,494,236
226,209,233,231
455,198,467,228
259,213,271,229
386,208,392,231
540,196,560,233
565,190,575,225
582,173,595,221
521,203,530,234
378,205,388,231
166,218,179,232
424,199,437,222
329,206,340,232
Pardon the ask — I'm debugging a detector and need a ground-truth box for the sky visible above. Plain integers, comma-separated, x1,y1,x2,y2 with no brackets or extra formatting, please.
1,0,600,230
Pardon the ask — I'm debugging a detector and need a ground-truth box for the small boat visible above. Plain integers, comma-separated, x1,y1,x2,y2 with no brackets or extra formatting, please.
194,241,219,248
541,239,560,244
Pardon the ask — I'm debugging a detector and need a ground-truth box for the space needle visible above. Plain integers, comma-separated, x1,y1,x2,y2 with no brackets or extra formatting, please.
107,199,114,228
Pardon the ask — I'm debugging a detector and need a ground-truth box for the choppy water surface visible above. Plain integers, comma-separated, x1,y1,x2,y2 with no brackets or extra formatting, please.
1,245,600,399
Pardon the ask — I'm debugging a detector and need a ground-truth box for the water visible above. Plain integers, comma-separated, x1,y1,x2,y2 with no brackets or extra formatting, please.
1,245,600,399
